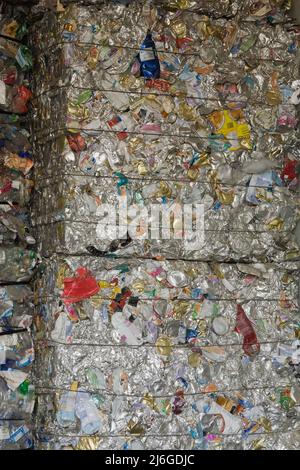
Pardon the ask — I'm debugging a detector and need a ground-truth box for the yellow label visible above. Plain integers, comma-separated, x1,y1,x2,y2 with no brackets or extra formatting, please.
208,109,251,151
98,280,110,288
112,286,122,296
70,381,78,391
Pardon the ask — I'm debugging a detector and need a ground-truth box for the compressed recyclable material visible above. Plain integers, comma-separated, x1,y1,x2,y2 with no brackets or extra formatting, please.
28,0,300,451
0,1,35,450
30,1,300,260
32,254,300,449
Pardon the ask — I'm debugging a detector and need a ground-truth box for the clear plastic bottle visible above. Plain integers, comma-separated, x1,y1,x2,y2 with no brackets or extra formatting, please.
56,391,77,428
75,391,101,435
0,246,36,282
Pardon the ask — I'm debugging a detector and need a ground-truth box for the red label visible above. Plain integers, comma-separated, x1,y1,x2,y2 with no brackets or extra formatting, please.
117,131,128,140
145,79,170,92
107,116,121,128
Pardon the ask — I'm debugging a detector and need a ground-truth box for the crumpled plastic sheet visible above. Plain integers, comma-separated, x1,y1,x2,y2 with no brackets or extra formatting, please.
30,0,300,450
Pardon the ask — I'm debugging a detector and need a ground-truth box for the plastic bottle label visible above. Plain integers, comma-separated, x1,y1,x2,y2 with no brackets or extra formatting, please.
0,80,6,105
140,49,155,62
9,425,29,443
0,348,6,364
0,425,9,440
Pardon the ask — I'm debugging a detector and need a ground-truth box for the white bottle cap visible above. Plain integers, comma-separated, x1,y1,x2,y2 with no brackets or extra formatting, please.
212,316,230,336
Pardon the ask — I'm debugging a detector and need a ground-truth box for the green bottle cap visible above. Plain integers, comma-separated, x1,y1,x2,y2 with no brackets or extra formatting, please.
19,379,29,395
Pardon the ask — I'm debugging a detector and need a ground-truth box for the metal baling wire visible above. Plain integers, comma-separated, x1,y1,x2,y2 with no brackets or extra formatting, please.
34,38,295,60
31,79,292,114
34,428,300,439
30,247,300,263
33,184,296,222
32,305,298,331
21,286,300,302
34,237,297,262
32,221,297,236
31,257,299,271
0,418,28,421
32,125,263,142
30,160,292,183
30,71,296,141
33,185,299,218
1,379,297,420
31,166,298,186
35,310,297,332
33,303,298,355
31,120,298,150
32,338,298,382
34,337,298,349
36,217,284,252
33,290,298,305
31,153,297,181
33,354,296,383
32,251,297,270
32,376,299,416
31,148,298,193
94,0,291,22
31,119,298,142
33,379,298,393
32,293,299,302
0,328,28,336
31,161,297,192
32,82,288,105
31,110,297,153
33,218,294,233
30,242,298,263
32,171,296,185
35,0,291,21
33,382,296,398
